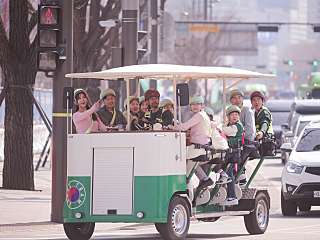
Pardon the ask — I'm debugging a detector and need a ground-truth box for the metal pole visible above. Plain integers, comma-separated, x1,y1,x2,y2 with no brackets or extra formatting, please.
149,0,158,89
204,0,208,20
150,0,158,64
222,79,226,120
122,0,138,94
51,0,73,223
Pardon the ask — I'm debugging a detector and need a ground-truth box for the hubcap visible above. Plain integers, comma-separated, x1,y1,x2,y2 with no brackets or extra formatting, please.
171,204,188,235
256,199,268,229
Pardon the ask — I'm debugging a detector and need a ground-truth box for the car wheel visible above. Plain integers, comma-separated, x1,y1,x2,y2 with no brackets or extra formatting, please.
281,190,297,216
63,222,95,240
156,196,190,240
244,192,269,235
298,203,311,212
281,151,287,164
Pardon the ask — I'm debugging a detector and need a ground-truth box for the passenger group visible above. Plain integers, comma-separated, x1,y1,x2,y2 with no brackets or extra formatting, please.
72,87,273,206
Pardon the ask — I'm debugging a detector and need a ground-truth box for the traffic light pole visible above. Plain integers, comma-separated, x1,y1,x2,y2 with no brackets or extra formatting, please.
121,0,138,94
51,0,73,223
149,0,158,89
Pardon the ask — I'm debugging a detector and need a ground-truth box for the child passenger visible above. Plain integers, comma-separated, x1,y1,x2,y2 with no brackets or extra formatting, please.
222,105,244,206
72,89,107,134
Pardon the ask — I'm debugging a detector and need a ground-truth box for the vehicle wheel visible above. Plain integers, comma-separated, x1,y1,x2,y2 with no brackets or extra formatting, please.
244,192,269,235
281,151,287,164
63,222,95,240
281,190,297,216
154,223,164,235
298,203,311,212
156,196,190,240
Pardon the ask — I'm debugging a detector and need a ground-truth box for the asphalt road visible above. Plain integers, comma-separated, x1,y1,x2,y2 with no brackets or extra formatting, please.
1,156,320,240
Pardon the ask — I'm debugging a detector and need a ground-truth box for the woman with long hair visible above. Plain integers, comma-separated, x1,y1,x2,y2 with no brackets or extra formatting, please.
72,88,107,133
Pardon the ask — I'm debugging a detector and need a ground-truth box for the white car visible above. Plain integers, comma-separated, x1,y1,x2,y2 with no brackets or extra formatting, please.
281,121,320,216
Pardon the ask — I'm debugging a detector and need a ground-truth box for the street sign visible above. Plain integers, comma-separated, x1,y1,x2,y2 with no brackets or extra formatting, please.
189,24,220,33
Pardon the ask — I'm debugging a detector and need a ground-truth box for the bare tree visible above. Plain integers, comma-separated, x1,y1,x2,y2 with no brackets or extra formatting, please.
73,0,121,101
0,0,37,190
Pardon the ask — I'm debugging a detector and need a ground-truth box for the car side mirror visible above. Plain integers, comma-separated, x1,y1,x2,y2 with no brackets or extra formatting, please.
281,143,292,153
284,130,294,138
176,83,189,106
63,87,74,109
281,123,289,130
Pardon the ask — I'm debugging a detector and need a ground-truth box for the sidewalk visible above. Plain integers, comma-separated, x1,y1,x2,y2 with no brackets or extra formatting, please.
0,159,52,226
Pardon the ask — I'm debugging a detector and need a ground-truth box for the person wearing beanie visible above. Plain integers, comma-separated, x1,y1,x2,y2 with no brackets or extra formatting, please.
97,88,127,128
160,98,175,127
221,105,244,206
250,91,273,140
144,89,162,125
72,89,107,134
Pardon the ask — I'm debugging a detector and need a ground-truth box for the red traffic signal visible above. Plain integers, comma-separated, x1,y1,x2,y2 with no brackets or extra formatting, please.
39,6,59,26
37,4,62,72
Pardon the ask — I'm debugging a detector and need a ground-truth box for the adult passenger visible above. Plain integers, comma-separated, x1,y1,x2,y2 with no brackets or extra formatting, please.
72,89,107,134
97,88,127,128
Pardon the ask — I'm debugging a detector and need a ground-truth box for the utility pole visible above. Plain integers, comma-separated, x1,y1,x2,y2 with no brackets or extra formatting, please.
51,0,73,223
149,0,158,89
121,0,138,94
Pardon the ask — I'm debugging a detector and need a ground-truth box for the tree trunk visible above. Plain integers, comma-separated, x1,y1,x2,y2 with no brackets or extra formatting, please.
0,0,37,190
3,73,34,190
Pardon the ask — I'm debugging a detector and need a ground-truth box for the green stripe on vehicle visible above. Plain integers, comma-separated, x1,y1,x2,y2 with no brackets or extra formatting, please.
64,175,186,223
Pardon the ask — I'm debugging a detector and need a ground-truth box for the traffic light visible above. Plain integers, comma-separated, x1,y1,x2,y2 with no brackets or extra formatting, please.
314,26,320,32
312,60,319,67
283,60,294,66
137,30,148,62
257,25,279,32
37,3,62,72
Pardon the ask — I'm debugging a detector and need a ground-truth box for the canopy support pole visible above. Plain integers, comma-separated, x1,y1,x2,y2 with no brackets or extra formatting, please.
126,79,131,131
222,78,227,119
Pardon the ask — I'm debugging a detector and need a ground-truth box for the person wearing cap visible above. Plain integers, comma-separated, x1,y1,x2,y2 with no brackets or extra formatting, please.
123,96,140,130
175,95,214,194
97,88,127,128
72,89,107,134
229,89,256,143
160,98,174,127
222,105,244,206
144,89,162,125
250,91,273,140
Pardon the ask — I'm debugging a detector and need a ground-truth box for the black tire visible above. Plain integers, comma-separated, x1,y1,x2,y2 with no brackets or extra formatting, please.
281,190,297,216
63,222,95,240
155,223,164,235
244,192,269,235
197,217,220,222
157,196,190,240
298,203,311,212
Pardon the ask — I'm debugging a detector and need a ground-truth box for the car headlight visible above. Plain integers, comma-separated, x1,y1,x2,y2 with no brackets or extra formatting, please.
286,161,304,174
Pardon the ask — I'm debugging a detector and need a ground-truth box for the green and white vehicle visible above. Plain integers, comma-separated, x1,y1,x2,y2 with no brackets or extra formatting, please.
63,64,273,240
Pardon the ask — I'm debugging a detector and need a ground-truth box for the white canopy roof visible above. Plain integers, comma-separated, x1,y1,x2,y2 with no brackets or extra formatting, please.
65,64,275,80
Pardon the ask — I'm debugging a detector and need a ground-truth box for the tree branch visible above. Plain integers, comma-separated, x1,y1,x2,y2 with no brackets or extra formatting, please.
0,15,12,72
28,11,38,36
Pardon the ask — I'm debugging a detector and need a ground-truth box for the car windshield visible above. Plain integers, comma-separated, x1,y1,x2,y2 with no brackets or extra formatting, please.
297,121,310,136
271,112,290,126
296,128,320,152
